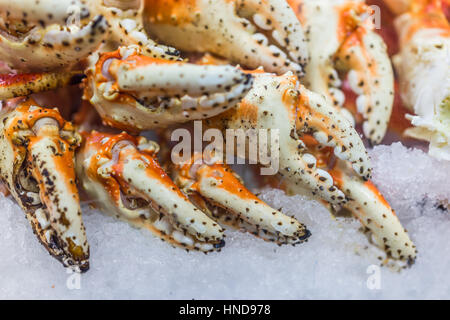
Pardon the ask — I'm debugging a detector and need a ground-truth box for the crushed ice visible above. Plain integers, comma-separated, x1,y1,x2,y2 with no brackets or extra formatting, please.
0,142,449,299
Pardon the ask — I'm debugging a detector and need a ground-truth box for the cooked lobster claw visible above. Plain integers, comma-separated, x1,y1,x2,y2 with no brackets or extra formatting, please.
393,0,450,160
84,45,253,131
171,152,311,245
206,71,371,205
76,131,225,252
0,0,107,72
0,98,89,272
289,0,395,144
144,0,308,76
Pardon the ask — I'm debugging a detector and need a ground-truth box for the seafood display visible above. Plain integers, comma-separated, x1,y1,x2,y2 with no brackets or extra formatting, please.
1,0,447,273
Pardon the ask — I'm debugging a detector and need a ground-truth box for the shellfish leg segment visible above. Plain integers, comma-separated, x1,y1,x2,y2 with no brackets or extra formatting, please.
0,72,84,100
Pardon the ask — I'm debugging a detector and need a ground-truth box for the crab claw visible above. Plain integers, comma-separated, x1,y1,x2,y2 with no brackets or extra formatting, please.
76,131,225,252
329,159,417,265
393,0,450,160
172,152,310,245
89,0,181,60
84,45,253,131
206,71,371,205
289,133,416,264
0,0,107,72
0,98,89,272
144,0,308,76
289,0,394,144
334,27,395,145
0,72,84,100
